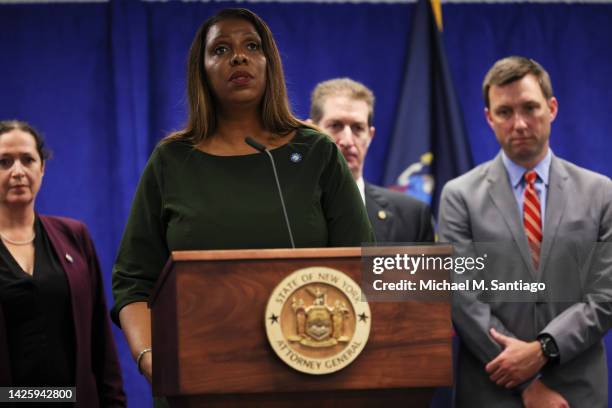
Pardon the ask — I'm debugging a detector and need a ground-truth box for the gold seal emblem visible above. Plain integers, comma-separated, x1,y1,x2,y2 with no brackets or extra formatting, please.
265,267,371,375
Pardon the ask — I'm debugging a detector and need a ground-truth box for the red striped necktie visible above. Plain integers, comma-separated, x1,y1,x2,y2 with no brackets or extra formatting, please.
523,170,542,269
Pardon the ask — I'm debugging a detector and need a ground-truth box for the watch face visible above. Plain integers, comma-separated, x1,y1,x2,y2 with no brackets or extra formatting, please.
541,336,559,358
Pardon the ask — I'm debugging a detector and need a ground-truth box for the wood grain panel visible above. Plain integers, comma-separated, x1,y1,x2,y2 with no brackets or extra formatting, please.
150,250,453,400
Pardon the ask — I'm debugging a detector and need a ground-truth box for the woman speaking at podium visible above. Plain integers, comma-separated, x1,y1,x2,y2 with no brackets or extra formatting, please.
111,8,373,384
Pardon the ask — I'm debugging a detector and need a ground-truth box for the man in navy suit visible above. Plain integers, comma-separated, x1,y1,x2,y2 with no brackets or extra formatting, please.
309,78,434,243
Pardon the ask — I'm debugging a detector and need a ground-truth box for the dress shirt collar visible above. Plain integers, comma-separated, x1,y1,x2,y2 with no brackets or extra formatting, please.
501,148,552,187
356,177,366,205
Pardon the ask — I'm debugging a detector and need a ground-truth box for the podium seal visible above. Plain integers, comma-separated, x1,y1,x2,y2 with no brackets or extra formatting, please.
265,266,371,374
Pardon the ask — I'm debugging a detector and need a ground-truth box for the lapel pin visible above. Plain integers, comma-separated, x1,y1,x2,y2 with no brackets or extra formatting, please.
65,253,74,263
290,152,302,163
378,210,387,220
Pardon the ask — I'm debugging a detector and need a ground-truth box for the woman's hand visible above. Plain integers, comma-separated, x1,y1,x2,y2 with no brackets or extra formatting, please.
139,351,153,383
118,302,152,383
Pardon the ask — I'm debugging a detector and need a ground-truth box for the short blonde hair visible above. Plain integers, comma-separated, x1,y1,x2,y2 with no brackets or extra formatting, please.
310,78,375,126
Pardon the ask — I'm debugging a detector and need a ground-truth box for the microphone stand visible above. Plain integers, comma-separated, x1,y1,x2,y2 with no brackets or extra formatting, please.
245,137,296,249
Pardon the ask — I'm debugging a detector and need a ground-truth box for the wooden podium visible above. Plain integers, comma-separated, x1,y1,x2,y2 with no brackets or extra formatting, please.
149,247,453,407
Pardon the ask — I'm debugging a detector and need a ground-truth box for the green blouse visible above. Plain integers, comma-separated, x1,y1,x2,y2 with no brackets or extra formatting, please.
111,127,373,323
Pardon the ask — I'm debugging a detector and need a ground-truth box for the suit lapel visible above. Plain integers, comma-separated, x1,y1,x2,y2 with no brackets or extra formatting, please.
39,216,86,359
365,183,390,242
39,216,82,307
39,216,73,280
539,156,568,275
486,154,536,277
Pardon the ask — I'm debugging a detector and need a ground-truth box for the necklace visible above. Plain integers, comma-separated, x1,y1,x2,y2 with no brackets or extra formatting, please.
0,232,36,246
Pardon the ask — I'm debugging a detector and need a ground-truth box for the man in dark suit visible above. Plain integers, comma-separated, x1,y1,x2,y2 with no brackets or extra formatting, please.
309,78,434,243
439,56,612,407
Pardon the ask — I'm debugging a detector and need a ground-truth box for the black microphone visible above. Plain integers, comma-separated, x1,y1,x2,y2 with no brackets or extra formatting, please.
245,137,296,249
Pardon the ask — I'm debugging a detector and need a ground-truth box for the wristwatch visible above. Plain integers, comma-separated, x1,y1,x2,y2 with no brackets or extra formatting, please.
537,334,560,366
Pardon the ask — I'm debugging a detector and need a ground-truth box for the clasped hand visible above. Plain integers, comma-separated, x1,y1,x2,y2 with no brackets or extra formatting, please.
485,328,546,388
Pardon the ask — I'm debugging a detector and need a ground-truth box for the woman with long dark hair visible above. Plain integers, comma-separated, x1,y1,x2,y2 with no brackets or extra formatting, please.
111,8,373,383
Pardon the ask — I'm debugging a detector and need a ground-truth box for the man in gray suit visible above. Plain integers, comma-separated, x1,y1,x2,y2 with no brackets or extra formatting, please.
309,78,434,243
438,56,612,407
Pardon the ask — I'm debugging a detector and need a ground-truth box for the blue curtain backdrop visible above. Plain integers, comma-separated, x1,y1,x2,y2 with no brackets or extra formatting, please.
1,1,611,406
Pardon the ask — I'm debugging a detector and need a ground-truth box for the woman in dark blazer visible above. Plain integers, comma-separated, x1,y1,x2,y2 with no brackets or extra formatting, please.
0,120,125,407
